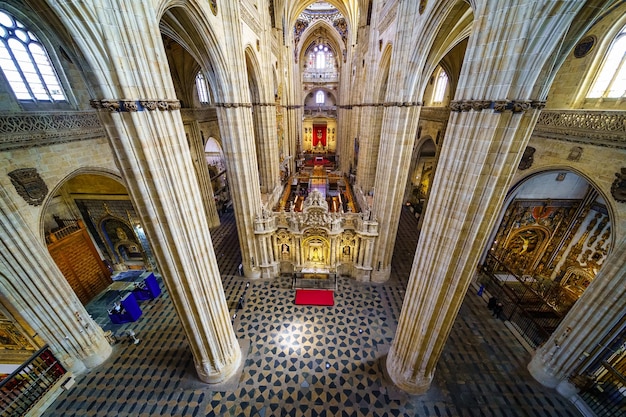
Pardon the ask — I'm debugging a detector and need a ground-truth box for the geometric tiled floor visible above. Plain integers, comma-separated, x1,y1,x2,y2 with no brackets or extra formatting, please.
42,209,582,417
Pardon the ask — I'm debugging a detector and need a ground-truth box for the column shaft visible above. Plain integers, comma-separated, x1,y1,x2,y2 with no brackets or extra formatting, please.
0,187,111,374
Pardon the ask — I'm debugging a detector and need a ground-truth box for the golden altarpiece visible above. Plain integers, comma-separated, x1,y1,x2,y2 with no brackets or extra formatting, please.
254,190,378,281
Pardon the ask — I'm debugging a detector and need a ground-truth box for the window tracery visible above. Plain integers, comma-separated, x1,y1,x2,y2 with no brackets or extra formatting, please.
0,10,65,102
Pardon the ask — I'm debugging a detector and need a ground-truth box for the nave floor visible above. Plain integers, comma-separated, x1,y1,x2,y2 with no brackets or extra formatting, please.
42,210,581,417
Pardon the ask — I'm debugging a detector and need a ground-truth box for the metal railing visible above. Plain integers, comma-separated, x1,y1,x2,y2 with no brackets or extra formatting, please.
480,254,564,348
0,346,67,417
570,319,626,416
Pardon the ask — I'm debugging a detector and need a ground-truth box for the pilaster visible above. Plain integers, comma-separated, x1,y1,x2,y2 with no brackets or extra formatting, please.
253,104,281,195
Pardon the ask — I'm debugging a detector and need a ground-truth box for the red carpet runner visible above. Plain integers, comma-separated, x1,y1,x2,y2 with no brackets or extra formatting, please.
294,289,334,306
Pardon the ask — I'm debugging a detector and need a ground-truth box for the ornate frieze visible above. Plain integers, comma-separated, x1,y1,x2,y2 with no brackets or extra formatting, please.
378,2,397,34
450,99,546,113
214,102,253,108
239,0,261,34
89,99,181,112
0,111,105,151
338,102,422,109
8,168,48,206
534,110,626,149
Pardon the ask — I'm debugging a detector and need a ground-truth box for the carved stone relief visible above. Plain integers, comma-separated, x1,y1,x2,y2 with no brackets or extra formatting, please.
518,146,535,170
611,168,626,203
8,168,48,206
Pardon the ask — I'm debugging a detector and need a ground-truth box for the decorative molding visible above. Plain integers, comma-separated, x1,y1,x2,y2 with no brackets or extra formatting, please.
8,168,48,206
251,102,277,107
534,110,626,149
214,102,253,108
611,168,626,203
209,0,218,16
378,2,397,34
338,102,422,109
239,0,262,34
0,111,105,151
89,99,181,112
450,99,546,113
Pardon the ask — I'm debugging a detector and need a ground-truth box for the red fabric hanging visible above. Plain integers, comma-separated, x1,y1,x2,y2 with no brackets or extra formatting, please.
312,124,327,147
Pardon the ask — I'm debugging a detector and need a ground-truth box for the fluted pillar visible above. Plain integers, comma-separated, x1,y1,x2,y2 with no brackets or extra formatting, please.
385,0,587,394
252,104,281,195
370,105,421,282
528,239,626,392
0,187,111,374
186,120,220,228
355,105,384,192
52,0,242,383
217,105,263,278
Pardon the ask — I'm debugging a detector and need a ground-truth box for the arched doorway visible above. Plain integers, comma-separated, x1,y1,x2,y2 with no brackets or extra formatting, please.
480,170,614,347
42,172,153,304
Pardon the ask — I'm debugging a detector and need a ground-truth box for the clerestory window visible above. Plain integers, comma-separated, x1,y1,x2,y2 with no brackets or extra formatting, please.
433,69,448,104
196,72,210,103
0,10,66,102
587,24,626,99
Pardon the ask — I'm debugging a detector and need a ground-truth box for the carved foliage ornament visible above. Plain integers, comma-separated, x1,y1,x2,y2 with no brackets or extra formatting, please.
611,168,626,203
209,0,217,15
8,168,48,206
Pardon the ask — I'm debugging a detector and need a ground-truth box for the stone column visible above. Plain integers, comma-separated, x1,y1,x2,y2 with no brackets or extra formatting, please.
51,1,242,383
0,187,111,374
186,119,220,228
355,105,384,193
370,105,421,282
528,239,626,394
385,0,586,394
216,105,263,278
252,104,281,195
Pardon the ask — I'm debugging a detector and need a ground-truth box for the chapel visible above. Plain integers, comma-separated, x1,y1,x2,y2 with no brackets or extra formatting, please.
0,0,625,415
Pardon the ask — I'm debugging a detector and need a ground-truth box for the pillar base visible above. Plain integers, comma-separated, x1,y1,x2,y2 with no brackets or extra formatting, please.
81,339,113,369
384,353,433,395
527,354,561,388
196,339,243,384
370,266,391,283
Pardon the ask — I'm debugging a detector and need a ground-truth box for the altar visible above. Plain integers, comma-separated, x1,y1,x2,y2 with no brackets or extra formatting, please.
293,271,336,290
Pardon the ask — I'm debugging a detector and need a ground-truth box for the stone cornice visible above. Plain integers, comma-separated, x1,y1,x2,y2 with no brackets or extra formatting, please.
338,102,423,109
89,99,181,112
449,99,546,113
213,102,253,108
533,110,626,149
0,111,105,151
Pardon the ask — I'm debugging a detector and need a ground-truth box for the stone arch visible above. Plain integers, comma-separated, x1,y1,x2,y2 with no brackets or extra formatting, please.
158,4,235,103
38,167,125,243
297,20,344,69
509,166,618,250
405,0,473,103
